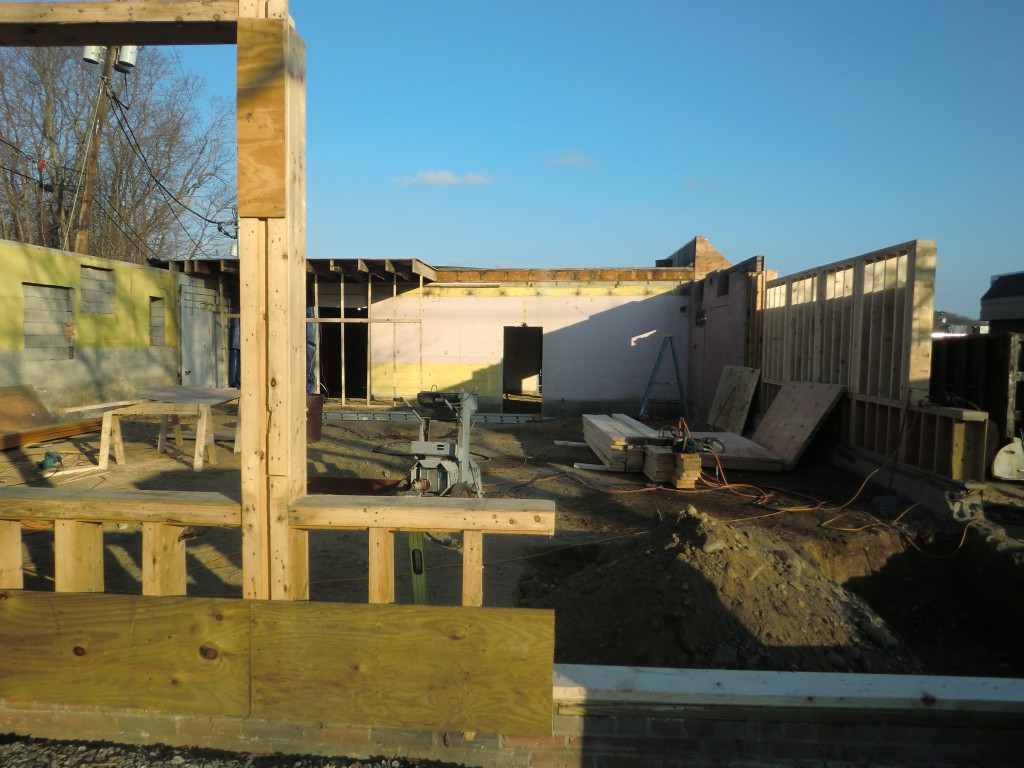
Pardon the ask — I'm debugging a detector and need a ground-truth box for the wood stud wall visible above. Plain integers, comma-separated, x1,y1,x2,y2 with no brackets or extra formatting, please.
758,240,987,480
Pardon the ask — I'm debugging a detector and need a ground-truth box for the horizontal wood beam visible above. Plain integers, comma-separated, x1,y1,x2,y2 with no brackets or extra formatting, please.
0,488,241,526
0,2,239,46
290,494,556,534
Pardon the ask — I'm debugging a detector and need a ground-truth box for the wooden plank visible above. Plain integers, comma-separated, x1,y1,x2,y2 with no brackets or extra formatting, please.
462,530,484,607
250,601,554,735
0,1,239,46
0,592,250,715
610,414,664,439
750,382,846,470
0,519,23,589
138,386,240,406
0,418,102,450
54,520,103,593
237,18,288,218
0,385,53,431
368,527,394,604
553,663,1024,717
706,366,760,434
141,522,187,596
290,495,556,534
0,488,241,526
687,432,785,472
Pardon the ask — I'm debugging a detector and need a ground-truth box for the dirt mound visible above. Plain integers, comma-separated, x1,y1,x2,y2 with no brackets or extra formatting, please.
523,504,924,674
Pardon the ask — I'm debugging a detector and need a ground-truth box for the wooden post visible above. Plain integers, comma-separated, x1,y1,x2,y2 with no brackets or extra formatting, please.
462,530,484,607
0,520,23,589
141,522,187,596
55,520,104,593
368,528,395,604
237,5,308,600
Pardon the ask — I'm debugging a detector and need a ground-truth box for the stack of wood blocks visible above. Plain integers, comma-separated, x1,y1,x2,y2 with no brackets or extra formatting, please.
641,447,702,488
581,414,649,472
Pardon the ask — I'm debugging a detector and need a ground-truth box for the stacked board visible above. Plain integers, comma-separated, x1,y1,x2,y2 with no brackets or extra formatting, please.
582,414,661,472
643,446,702,487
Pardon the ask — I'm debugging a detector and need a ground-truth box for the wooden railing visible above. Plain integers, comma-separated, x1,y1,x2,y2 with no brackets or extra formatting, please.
0,489,555,605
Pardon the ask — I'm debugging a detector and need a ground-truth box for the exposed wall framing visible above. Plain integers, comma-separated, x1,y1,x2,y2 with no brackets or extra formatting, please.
758,240,988,479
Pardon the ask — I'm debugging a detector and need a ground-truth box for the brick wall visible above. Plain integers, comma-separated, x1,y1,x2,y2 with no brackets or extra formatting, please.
3,698,1021,767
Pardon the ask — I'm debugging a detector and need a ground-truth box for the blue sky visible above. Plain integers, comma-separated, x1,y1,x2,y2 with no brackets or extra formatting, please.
185,0,1022,317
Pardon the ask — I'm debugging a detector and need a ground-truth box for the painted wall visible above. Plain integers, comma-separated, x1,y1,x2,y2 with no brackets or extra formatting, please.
0,239,181,412
339,282,691,415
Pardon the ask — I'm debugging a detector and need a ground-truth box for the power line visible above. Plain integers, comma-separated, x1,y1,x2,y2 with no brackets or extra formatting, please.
106,95,214,258
93,194,160,261
106,91,236,237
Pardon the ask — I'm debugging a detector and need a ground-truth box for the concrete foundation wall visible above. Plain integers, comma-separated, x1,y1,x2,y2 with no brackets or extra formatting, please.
362,283,690,414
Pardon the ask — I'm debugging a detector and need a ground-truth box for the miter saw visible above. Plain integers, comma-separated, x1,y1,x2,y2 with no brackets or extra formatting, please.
403,389,483,497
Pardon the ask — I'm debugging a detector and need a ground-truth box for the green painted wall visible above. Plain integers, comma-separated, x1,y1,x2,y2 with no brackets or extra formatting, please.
0,239,179,351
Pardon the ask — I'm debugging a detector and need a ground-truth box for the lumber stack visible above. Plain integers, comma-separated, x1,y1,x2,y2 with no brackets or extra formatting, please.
672,452,703,489
642,445,675,481
582,415,647,472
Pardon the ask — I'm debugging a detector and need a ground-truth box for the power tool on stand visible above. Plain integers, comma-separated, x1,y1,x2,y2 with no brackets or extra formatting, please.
401,389,484,605
403,389,483,498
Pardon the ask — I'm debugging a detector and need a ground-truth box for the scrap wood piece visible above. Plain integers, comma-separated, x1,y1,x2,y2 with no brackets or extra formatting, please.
707,366,760,434
0,418,103,451
750,382,845,470
0,385,53,432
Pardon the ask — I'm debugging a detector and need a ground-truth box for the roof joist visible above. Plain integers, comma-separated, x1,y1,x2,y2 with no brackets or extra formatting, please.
0,1,239,47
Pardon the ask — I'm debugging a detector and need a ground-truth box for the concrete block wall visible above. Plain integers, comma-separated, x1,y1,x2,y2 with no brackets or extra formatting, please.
0,239,182,412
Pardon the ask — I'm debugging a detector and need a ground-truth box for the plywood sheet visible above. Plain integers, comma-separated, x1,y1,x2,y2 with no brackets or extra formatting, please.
0,592,250,716
687,431,785,472
251,602,555,735
750,382,845,470
138,386,241,406
707,366,760,434
0,385,53,432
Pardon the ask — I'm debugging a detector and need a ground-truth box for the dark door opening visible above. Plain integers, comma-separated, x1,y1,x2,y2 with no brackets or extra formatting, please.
317,306,368,399
503,326,543,414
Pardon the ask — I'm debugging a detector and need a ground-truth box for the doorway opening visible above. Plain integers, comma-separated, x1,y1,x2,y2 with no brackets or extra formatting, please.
318,306,368,399
503,326,543,414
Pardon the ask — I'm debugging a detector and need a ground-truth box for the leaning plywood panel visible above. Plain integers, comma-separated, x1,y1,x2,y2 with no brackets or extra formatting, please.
751,382,845,470
0,592,250,716
251,602,554,735
707,366,760,434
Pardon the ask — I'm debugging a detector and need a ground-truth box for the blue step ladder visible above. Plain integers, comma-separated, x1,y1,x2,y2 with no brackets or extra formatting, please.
638,334,688,420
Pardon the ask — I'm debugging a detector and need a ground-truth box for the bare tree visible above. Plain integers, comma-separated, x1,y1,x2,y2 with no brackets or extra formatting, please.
0,46,235,263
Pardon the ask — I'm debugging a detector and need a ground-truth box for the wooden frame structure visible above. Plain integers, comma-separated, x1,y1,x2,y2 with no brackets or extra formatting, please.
758,240,987,479
0,1,557,737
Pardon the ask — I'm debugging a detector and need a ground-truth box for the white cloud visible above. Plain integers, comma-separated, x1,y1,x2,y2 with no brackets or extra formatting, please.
396,170,492,187
547,152,596,167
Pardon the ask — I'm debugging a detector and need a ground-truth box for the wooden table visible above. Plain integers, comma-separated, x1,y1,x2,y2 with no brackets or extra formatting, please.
98,387,241,472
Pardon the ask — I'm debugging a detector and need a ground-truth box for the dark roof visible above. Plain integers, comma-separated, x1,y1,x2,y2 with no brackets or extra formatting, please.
982,272,1024,301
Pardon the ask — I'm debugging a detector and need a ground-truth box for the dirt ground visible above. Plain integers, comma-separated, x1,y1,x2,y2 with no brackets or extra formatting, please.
7,403,1024,679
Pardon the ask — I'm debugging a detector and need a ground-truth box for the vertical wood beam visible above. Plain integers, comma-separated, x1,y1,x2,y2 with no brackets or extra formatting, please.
368,528,394,604
462,530,484,607
0,520,23,589
141,523,187,596
54,520,104,593
237,12,307,600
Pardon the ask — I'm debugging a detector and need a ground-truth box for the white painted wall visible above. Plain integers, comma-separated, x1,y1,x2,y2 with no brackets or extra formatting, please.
367,285,690,410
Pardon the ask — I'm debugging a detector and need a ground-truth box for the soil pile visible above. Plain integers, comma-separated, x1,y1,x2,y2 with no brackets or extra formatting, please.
524,504,924,674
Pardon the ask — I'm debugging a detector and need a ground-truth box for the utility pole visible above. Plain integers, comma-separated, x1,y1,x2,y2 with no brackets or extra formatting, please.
73,45,116,255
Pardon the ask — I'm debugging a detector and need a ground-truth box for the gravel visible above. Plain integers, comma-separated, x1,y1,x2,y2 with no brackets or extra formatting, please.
0,734,477,768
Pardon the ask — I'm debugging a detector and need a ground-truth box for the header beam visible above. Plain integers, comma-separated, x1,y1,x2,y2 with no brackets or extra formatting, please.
0,2,238,46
